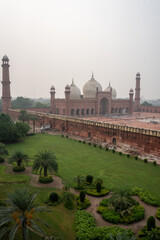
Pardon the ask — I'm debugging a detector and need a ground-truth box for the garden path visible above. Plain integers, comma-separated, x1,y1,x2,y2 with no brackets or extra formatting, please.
2,161,160,235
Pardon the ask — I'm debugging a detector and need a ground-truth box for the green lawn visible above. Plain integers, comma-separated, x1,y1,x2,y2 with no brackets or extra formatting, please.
5,133,160,199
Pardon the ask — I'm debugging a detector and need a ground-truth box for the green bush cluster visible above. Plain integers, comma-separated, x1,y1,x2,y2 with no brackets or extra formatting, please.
75,210,134,240
13,165,25,172
101,205,144,224
153,161,157,166
106,147,109,151
76,196,91,210
156,208,160,220
138,218,160,240
131,187,159,206
39,175,53,183
49,192,59,202
86,175,94,184
86,188,109,197
144,158,148,163
119,152,122,156
112,149,115,153
135,156,138,160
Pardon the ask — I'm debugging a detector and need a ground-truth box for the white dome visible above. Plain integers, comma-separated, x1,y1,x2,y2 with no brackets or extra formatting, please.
70,80,81,99
83,74,102,98
104,82,117,99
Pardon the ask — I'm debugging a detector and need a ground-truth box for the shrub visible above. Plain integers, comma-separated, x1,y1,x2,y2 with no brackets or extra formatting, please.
112,149,115,153
88,142,91,145
62,191,74,210
26,133,35,136
94,144,96,147
99,198,109,207
144,158,148,163
39,176,53,183
131,187,159,206
101,205,144,224
75,210,134,240
49,192,59,202
0,157,5,163
153,161,157,166
147,216,156,231
97,205,108,213
80,191,86,202
106,147,109,151
127,154,130,158
86,175,94,184
138,225,160,239
61,134,64,138
76,196,91,210
66,135,68,138
79,140,81,143
135,156,138,160
99,145,102,149
119,152,122,156
83,141,85,144
86,188,109,197
96,182,102,193
13,165,25,172
156,208,160,220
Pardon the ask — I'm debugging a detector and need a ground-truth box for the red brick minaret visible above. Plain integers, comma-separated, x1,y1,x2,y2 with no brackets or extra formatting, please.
50,85,56,114
1,55,11,114
134,72,141,111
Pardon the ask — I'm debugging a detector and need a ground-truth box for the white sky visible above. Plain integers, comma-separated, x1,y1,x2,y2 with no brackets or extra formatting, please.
0,0,160,99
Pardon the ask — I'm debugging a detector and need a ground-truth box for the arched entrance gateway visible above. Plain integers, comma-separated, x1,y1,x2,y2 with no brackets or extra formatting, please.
100,98,109,115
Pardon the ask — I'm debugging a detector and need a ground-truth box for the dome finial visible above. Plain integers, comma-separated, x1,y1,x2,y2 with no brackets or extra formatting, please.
92,71,94,78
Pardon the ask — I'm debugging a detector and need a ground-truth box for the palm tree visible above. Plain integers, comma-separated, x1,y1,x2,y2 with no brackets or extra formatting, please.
61,191,74,210
28,114,39,133
9,150,28,167
74,175,84,188
0,142,8,161
33,150,58,177
0,188,50,240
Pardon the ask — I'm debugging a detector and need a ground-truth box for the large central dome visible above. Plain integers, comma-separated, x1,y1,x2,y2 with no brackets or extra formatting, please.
83,74,102,98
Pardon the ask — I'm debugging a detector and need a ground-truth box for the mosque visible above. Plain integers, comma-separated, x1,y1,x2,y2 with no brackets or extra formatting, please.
50,73,138,116
1,55,160,116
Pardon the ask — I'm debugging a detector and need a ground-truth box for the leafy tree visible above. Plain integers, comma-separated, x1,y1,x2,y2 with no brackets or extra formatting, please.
18,110,30,123
74,175,84,188
0,188,50,240
15,122,30,137
0,142,8,158
33,150,58,177
12,97,34,109
33,102,49,108
9,150,28,167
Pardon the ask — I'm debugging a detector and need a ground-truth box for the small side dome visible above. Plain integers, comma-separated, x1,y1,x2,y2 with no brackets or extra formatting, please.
130,88,134,92
65,84,70,92
50,85,55,92
104,82,117,99
136,72,140,77
2,55,9,61
83,73,102,98
70,80,81,99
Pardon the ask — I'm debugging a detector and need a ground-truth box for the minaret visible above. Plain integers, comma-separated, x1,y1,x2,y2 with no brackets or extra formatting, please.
1,55,11,114
65,84,70,116
129,88,134,114
135,72,141,111
50,85,56,114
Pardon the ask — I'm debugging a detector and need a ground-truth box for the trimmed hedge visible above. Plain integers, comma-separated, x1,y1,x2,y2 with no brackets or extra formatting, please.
138,225,160,239
86,188,109,197
39,175,53,183
76,196,91,210
13,165,25,172
156,208,160,220
75,210,134,240
101,205,145,224
131,187,160,206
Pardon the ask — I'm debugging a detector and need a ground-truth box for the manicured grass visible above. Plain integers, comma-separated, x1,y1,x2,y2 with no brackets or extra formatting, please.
6,134,160,199
0,164,30,183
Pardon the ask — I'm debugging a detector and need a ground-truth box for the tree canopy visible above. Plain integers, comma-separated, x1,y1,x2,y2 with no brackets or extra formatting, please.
0,114,30,143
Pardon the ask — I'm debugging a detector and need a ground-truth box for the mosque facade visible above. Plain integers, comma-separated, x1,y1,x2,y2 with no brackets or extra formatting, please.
50,73,138,117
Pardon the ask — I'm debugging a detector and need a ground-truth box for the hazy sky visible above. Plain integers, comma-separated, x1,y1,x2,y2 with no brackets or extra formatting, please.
0,0,160,99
